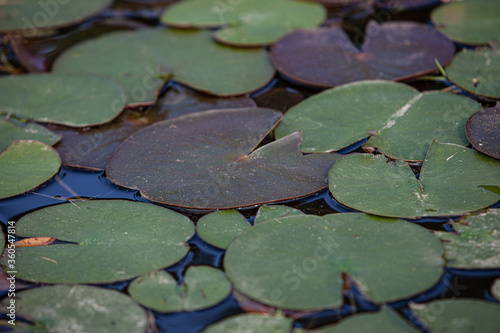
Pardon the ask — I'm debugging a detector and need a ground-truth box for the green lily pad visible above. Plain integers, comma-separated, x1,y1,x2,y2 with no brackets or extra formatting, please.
0,140,61,200
0,73,126,127
434,209,500,269
160,0,325,46
446,46,500,99
225,213,444,310
431,0,500,45
270,21,455,88
466,103,500,160
0,200,194,283
106,108,340,209
46,85,256,170
301,307,418,333
329,141,500,218
492,279,500,301
0,117,61,153
53,28,275,106
129,266,231,312
197,210,251,250
276,80,481,161
254,205,304,225
410,299,500,332
0,285,147,333
0,0,113,34
202,313,294,333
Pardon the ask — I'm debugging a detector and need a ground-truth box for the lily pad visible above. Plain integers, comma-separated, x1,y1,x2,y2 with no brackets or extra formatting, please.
466,103,500,160
0,117,61,152
53,28,275,106
329,141,500,218
0,0,113,34
410,299,500,332
375,0,438,11
0,73,126,127
302,308,418,333
434,209,500,269
275,80,481,161
0,200,195,283
224,213,444,310
197,210,251,250
271,21,455,88
254,205,304,225
431,0,500,45
202,313,294,333
0,140,61,200
492,279,500,301
0,285,147,333
160,0,325,46
106,108,340,209
129,266,231,312
446,46,500,99
46,85,256,170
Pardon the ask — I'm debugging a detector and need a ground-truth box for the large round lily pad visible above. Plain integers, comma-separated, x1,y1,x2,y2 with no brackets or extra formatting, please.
271,21,455,88
0,117,60,153
224,213,444,310
202,313,294,333
0,285,147,333
431,0,500,45
446,46,500,100
46,85,255,170
435,209,500,269
466,103,500,160
0,200,195,283
106,108,340,209
160,0,325,46
303,307,418,333
0,0,113,34
410,299,500,332
275,80,480,161
129,266,231,312
54,28,275,106
0,140,61,200
329,141,500,218
0,73,126,127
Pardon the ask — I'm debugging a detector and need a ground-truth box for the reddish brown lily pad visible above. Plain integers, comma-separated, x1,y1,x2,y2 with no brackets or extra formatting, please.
47,85,255,170
106,108,340,209
271,21,455,88
466,103,500,160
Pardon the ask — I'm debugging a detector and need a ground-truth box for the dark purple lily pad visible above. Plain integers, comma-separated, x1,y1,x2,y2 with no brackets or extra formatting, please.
466,103,500,160
271,20,455,88
375,0,439,11
106,108,340,209
47,85,255,170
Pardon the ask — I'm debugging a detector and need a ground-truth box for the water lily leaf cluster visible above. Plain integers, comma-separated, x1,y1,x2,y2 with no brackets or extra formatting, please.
271,21,455,88
329,141,500,218
160,0,326,46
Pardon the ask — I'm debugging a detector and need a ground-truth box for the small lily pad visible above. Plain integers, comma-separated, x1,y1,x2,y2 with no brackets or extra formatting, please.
106,108,340,209
225,213,444,310
329,141,500,218
492,279,500,301
0,285,147,333
0,140,61,200
410,299,500,332
466,103,500,160
54,28,275,106
254,205,304,225
0,1,113,34
435,209,500,269
197,210,251,250
271,21,455,88
160,0,326,46
446,46,500,99
0,73,126,127
0,200,195,283
46,85,255,170
0,117,61,152
202,313,294,333
129,266,231,312
302,307,418,333
431,0,500,45
276,80,480,160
